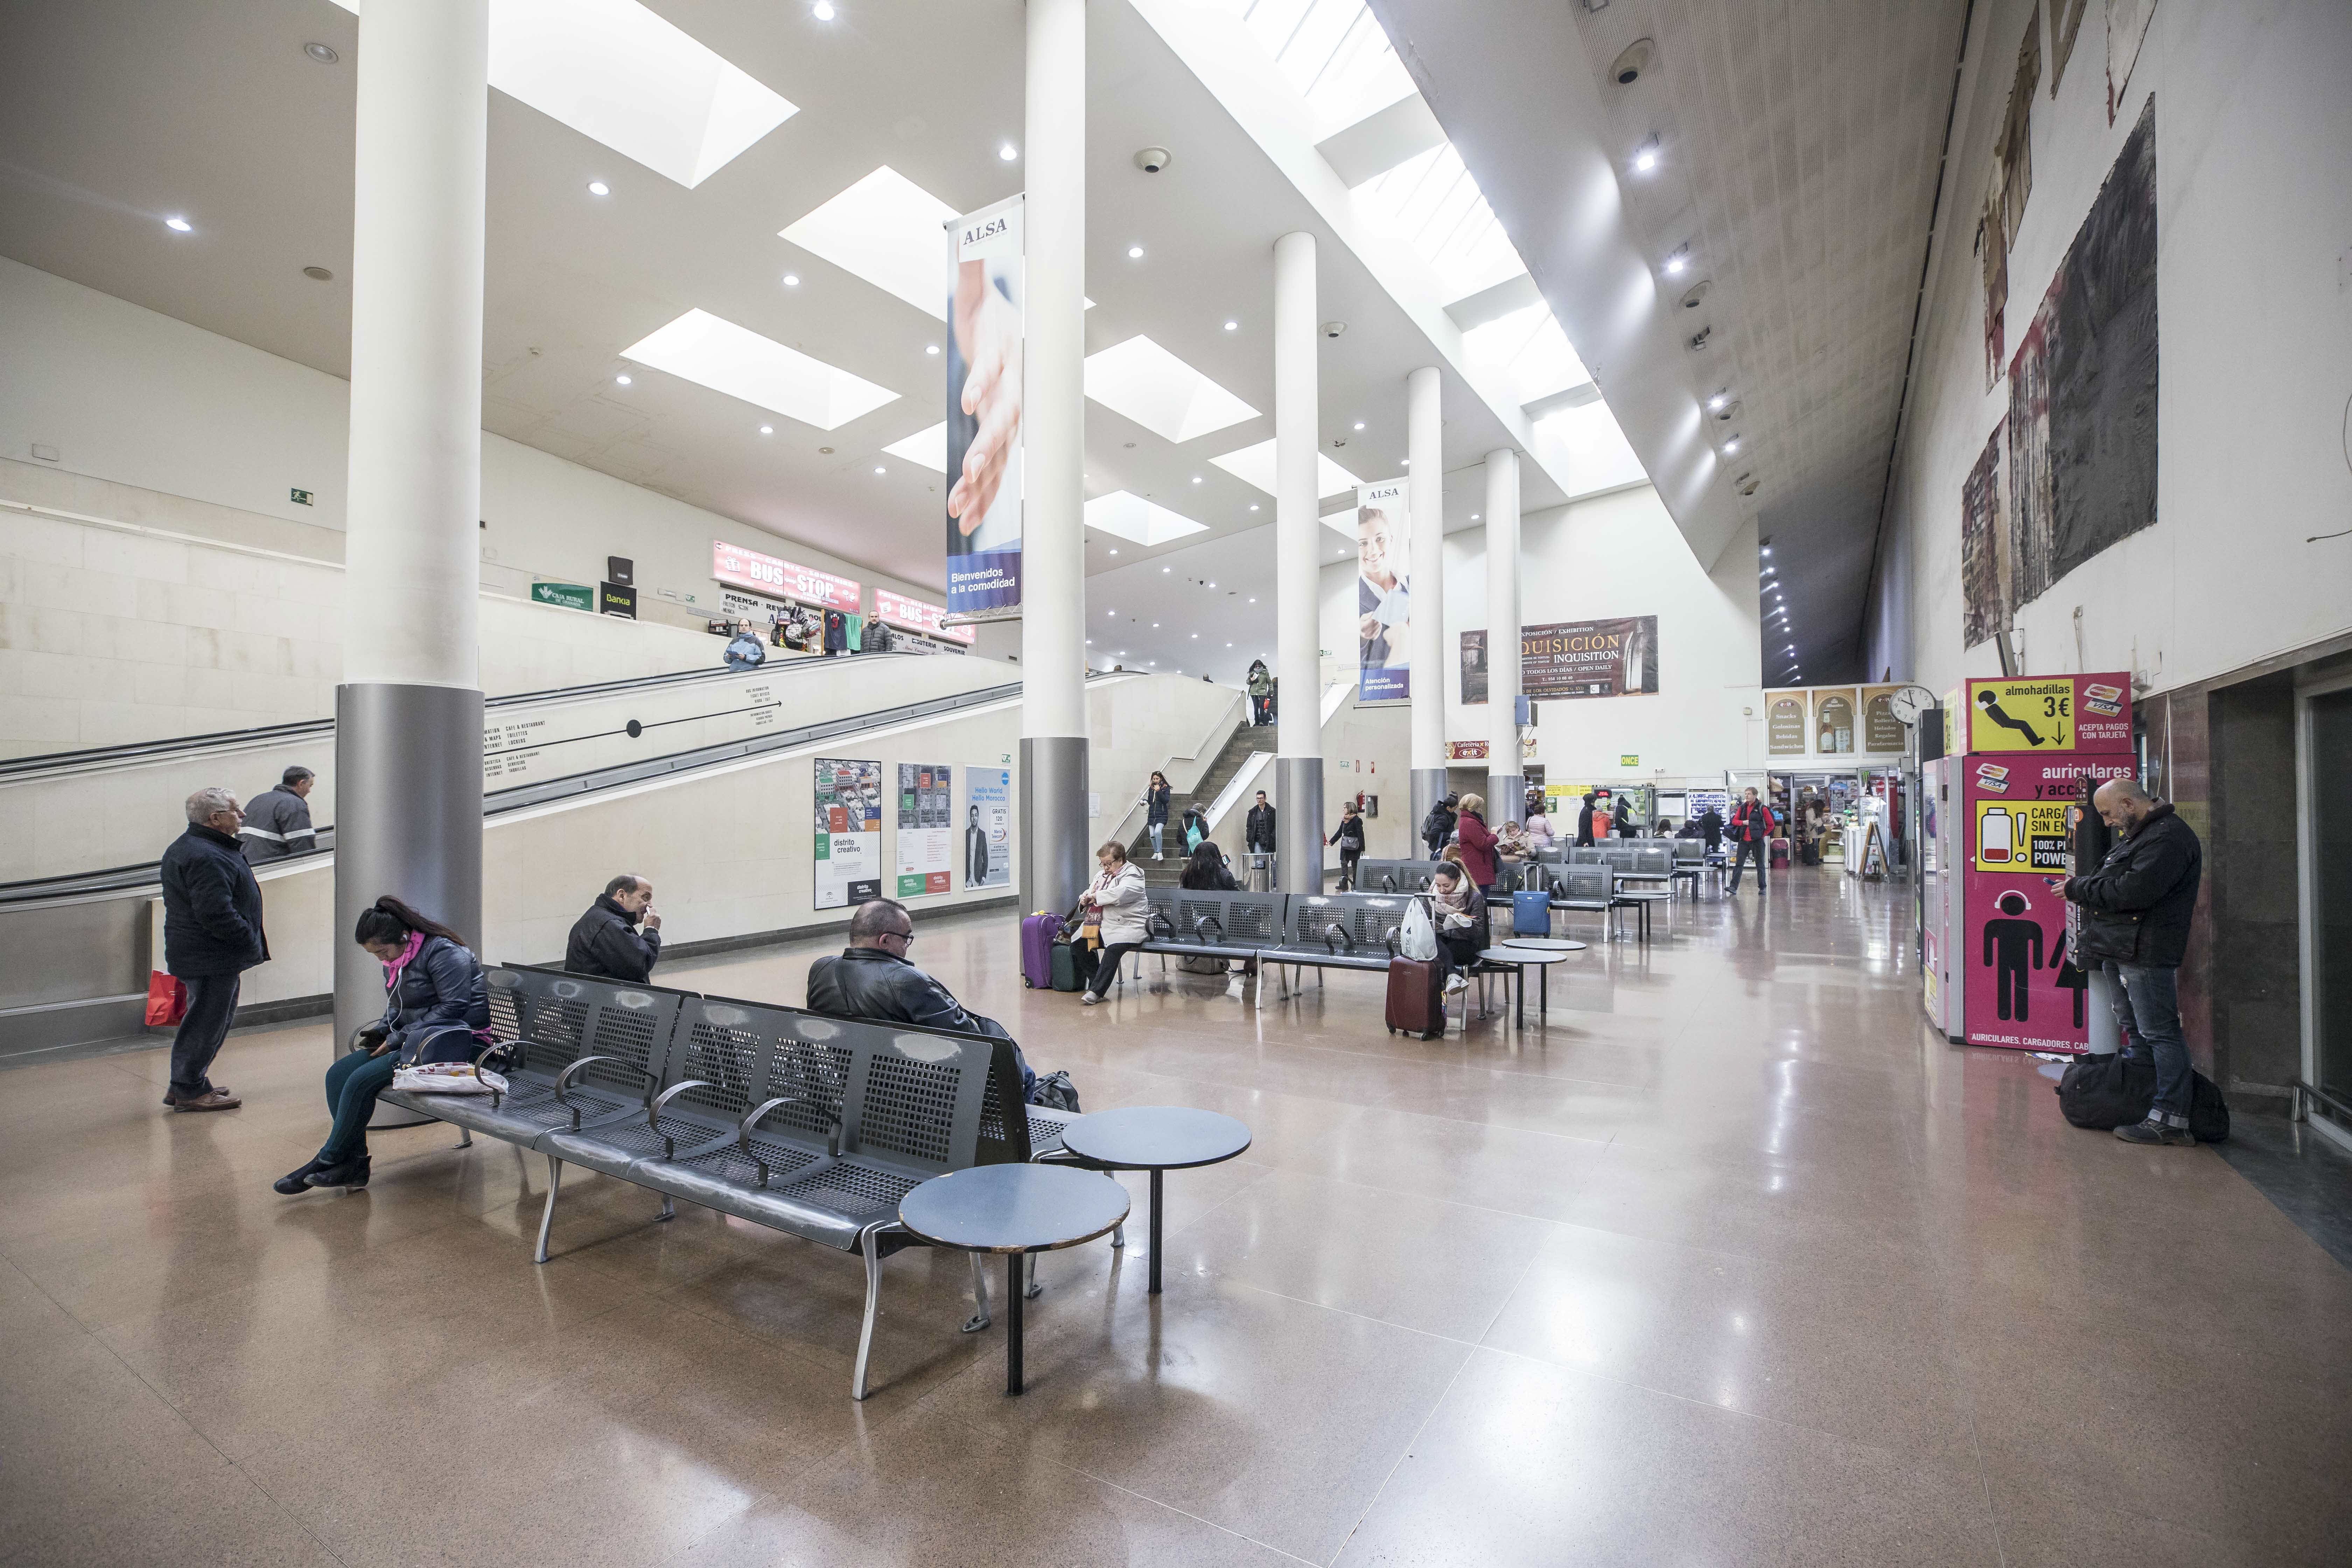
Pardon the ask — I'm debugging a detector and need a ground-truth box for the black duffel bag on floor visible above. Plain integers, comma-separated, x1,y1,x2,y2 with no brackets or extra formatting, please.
2056,1052,2230,1143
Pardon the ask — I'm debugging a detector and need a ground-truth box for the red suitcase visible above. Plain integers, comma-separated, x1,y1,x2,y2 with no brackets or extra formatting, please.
1020,912,1063,988
1385,956,1447,1039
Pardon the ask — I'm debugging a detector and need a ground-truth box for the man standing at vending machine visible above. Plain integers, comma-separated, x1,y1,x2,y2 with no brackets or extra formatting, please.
2051,778,2205,1145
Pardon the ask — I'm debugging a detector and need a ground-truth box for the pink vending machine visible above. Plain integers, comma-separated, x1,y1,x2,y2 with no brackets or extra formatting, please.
1955,674,2136,1052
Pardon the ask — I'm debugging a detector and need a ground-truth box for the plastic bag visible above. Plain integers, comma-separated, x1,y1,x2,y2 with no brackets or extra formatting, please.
145,971,189,1027
1400,899,1438,962
390,1062,508,1096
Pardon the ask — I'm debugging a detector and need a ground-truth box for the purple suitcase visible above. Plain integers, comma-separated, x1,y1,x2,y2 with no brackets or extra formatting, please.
1020,913,1062,988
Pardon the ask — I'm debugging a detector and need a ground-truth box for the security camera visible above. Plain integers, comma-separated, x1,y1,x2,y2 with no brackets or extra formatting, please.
1610,38,1655,86
1134,146,1172,174
1321,320,1347,339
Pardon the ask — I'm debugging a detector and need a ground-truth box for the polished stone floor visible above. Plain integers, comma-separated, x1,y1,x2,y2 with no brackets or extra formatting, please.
5,869,2349,1566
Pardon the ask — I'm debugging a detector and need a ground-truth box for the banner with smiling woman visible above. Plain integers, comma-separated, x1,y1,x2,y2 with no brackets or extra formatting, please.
1354,478,1409,701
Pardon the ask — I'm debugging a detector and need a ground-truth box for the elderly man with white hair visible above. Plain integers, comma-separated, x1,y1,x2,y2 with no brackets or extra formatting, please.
157,786,271,1111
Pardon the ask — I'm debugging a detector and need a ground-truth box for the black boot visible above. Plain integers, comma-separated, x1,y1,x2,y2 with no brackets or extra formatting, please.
274,1157,330,1195
306,1154,372,1189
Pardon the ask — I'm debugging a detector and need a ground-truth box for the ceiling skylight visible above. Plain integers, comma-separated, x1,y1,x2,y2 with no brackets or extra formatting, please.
1463,302,1592,408
1084,491,1211,547
1351,140,1529,303
779,167,960,320
882,422,948,474
1208,437,1361,500
1084,336,1260,443
1231,0,1417,139
329,0,797,189
622,309,897,430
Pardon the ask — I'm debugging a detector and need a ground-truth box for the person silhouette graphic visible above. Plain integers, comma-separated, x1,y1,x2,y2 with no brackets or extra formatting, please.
1976,688,2048,746
1982,889,2045,1022
2053,951,2088,1027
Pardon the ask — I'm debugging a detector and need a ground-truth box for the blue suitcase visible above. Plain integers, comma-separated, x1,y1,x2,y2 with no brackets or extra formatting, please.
1512,888,1553,937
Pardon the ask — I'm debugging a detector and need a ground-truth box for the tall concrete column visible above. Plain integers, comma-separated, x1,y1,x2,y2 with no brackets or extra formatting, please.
1018,0,1091,916
333,0,489,1056
1483,448,1524,826
1406,366,1446,848
1274,230,1324,892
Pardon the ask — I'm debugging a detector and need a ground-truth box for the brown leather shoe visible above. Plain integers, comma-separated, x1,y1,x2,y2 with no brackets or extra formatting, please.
166,1088,242,1112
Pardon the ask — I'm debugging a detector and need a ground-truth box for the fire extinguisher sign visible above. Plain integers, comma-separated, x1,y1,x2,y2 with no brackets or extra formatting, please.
1973,800,2069,872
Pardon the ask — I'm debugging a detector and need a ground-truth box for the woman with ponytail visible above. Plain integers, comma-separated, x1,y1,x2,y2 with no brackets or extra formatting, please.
274,896,490,1195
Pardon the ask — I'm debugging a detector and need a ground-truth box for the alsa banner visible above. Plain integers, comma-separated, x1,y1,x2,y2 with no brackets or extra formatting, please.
1354,478,1410,702
712,541,860,610
945,194,1024,621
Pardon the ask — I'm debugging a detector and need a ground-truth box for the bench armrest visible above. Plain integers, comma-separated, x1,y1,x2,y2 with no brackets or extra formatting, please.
648,1079,713,1161
1382,925,1401,958
471,1040,520,1108
553,1054,645,1129
1322,922,1354,955
1146,908,1177,941
1194,913,1225,945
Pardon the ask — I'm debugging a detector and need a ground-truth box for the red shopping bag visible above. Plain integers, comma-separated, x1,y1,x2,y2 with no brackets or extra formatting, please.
145,971,188,1027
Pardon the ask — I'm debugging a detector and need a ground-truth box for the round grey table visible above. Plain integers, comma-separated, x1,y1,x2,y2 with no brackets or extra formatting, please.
899,1163,1129,1395
1477,946,1577,1028
1058,1107,1253,1295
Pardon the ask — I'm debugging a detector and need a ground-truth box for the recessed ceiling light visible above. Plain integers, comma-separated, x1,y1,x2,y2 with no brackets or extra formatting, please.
1152,622,1161,627
759,424,774,435
1127,245,1144,259
614,373,632,385
874,465,887,475
1709,392,1728,411
1249,504,1259,511
1191,475,1203,484
1108,548,1119,554
1724,438,1741,453
1353,421,1365,431
1191,633,1198,639
812,0,835,19
925,343,940,355
1634,137,1659,173
622,308,897,428
1471,513,1481,520
164,216,192,232
1664,246,1689,276
999,142,1018,161
783,273,800,287
1224,320,1238,331
302,41,339,64
1248,597,1256,604
1161,568,1170,574
587,180,610,196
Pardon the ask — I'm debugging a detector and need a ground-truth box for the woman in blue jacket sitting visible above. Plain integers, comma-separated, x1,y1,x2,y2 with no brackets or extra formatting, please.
275,896,491,1195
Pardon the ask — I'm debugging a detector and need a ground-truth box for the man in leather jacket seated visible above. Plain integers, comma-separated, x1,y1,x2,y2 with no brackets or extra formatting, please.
807,898,1041,1099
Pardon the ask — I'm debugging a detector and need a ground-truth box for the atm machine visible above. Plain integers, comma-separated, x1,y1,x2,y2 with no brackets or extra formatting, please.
1923,674,2137,1050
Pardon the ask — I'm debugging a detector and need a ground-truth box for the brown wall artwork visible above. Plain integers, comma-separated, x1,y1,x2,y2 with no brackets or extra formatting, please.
1961,421,2007,649
1979,6,2041,388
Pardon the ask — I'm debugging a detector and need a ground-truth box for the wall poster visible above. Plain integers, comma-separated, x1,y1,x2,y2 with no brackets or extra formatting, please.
1960,422,2008,649
1461,617,1659,704
813,758,882,910
895,763,953,898
1354,478,1410,701
1813,688,1858,755
945,194,1025,621
964,765,1011,890
1862,685,1908,754
2007,96,2158,612
1765,690,1808,756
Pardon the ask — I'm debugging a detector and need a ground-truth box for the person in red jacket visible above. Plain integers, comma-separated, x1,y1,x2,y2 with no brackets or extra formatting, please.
1727,786,1775,893
1454,792,1500,894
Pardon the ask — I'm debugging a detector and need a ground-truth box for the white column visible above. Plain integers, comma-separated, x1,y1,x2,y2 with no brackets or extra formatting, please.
1407,366,1446,841
1484,448,1524,825
1274,230,1324,891
333,0,489,1055
1018,0,1091,913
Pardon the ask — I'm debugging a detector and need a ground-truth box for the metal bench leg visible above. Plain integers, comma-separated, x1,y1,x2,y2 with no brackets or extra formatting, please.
657,1195,676,1222
533,1156,563,1265
853,1225,889,1400
454,1127,473,1149
964,1250,992,1332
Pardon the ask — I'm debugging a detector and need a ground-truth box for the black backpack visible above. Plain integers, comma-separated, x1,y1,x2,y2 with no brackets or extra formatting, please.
2056,1052,2230,1143
1028,1070,1082,1113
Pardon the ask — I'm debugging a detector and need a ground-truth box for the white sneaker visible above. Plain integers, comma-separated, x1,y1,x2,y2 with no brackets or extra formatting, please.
1153,852,1164,861
1443,975,1467,995
1080,992,1100,1006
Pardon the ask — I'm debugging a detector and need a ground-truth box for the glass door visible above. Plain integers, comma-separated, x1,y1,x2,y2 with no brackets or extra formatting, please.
2300,680,2352,1146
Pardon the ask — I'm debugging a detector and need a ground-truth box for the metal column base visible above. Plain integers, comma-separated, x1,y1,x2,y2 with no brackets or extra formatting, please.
1487,771,1526,827
1020,735,1091,919
1410,768,1448,852
1275,756,1324,892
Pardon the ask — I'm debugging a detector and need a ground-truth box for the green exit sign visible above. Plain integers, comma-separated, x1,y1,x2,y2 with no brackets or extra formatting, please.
1619,754,1639,768
289,488,313,506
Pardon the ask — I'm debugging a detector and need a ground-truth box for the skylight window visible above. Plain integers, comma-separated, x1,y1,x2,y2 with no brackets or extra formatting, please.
1351,140,1529,303
882,422,948,473
778,167,960,320
1207,437,1361,502
622,309,898,430
329,0,797,189
1462,302,1592,407
1083,336,1261,444
1084,491,1211,547
1233,0,1417,138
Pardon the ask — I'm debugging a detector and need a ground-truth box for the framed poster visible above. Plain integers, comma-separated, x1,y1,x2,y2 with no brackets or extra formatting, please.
1461,617,1660,704
1813,688,1858,755
964,766,1011,890
1354,478,1410,701
1766,689,1809,756
814,757,882,909
896,763,953,897
1861,686,1907,753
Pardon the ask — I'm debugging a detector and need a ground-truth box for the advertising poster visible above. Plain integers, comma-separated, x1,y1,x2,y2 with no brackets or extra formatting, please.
1968,673,2132,754
1862,685,1907,753
813,758,883,909
1766,690,1808,756
1813,687,1858,754
1461,616,1660,704
712,541,861,611
964,766,1011,890
1354,478,1410,701
945,194,1024,621
896,763,953,897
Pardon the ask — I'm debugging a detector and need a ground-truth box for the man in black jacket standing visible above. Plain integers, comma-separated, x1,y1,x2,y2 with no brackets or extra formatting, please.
1421,792,1457,860
239,766,316,863
159,787,269,1111
1575,792,1599,848
1245,791,1278,858
565,874,663,983
2054,778,2205,1145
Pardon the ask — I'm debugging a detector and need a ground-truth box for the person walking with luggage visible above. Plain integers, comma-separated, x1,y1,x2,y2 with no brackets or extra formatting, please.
2051,778,2206,1145
1328,800,1367,889
1246,660,1274,726
1421,792,1458,860
1727,787,1775,892
1075,841,1149,1005
239,766,317,863
159,787,268,1111
1454,792,1499,899
274,896,488,1194
565,873,662,982
1141,771,1172,860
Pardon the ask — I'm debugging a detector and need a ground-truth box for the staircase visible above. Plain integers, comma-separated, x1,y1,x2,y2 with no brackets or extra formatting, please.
1129,717,1278,884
